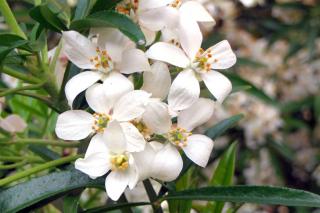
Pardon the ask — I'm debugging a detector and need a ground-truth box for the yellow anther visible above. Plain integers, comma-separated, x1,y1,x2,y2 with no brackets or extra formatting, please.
92,113,111,133
110,154,129,171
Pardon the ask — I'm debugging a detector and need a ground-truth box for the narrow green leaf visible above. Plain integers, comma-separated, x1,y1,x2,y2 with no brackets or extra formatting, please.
205,114,244,140
70,11,145,45
164,186,320,207
63,194,81,213
0,34,29,63
29,4,68,32
0,168,104,213
73,0,93,20
210,142,237,186
90,0,122,13
209,142,237,213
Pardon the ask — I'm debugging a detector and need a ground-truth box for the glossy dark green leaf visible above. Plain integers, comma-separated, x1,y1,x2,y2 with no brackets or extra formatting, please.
63,194,81,213
90,0,122,14
70,11,145,45
205,114,244,140
223,72,277,106
210,142,237,186
0,34,29,63
209,142,237,213
164,186,320,207
29,4,68,32
0,169,104,213
73,0,94,20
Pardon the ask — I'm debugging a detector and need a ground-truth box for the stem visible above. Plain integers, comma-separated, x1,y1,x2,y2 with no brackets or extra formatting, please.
0,155,44,163
0,0,27,39
0,154,81,187
0,139,80,147
15,91,61,112
0,83,44,97
143,179,163,213
0,161,26,170
1,66,42,84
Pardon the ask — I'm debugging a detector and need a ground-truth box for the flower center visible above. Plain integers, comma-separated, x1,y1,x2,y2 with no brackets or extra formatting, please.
110,154,129,171
92,113,111,133
131,120,152,140
168,127,192,148
169,0,182,8
116,0,139,15
192,48,218,73
90,47,114,73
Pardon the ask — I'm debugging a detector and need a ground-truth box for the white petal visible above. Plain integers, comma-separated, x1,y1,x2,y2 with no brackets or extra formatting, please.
201,71,232,103
85,134,109,158
207,40,237,69
182,134,214,167
62,31,97,69
132,143,156,181
0,114,26,133
139,7,178,31
102,72,134,109
178,98,215,131
113,90,151,122
55,110,94,140
151,144,183,181
65,71,102,107
141,61,171,100
142,100,172,134
119,49,151,74
120,122,146,152
75,152,110,178
179,1,215,23
146,42,189,68
168,69,200,111
141,26,156,46
85,83,110,113
178,15,202,60
103,120,127,153
105,171,129,201
139,0,174,10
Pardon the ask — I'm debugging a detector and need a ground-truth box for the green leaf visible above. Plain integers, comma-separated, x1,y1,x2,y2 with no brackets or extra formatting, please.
73,0,94,20
90,0,122,14
29,4,68,32
63,194,81,213
0,168,104,213
208,142,237,213
164,186,320,207
0,34,29,63
223,72,277,106
205,114,244,140
210,142,237,186
70,11,145,45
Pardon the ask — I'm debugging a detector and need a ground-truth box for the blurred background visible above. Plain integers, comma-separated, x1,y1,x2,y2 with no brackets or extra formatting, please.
0,0,320,212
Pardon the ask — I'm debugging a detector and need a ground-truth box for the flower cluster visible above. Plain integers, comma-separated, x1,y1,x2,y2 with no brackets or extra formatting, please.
55,0,236,201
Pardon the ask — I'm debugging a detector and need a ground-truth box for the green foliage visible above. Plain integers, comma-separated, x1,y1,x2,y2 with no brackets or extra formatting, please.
70,11,146,45
29,4,68,32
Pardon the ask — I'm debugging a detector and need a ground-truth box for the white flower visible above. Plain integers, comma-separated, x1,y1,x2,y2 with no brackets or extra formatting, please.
115,0,177,45
146,36,236,111
62,29,150,107
75,121,182,201
162,98,215,167
0,114,27,133
48,44,68,88
55,86,151,152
